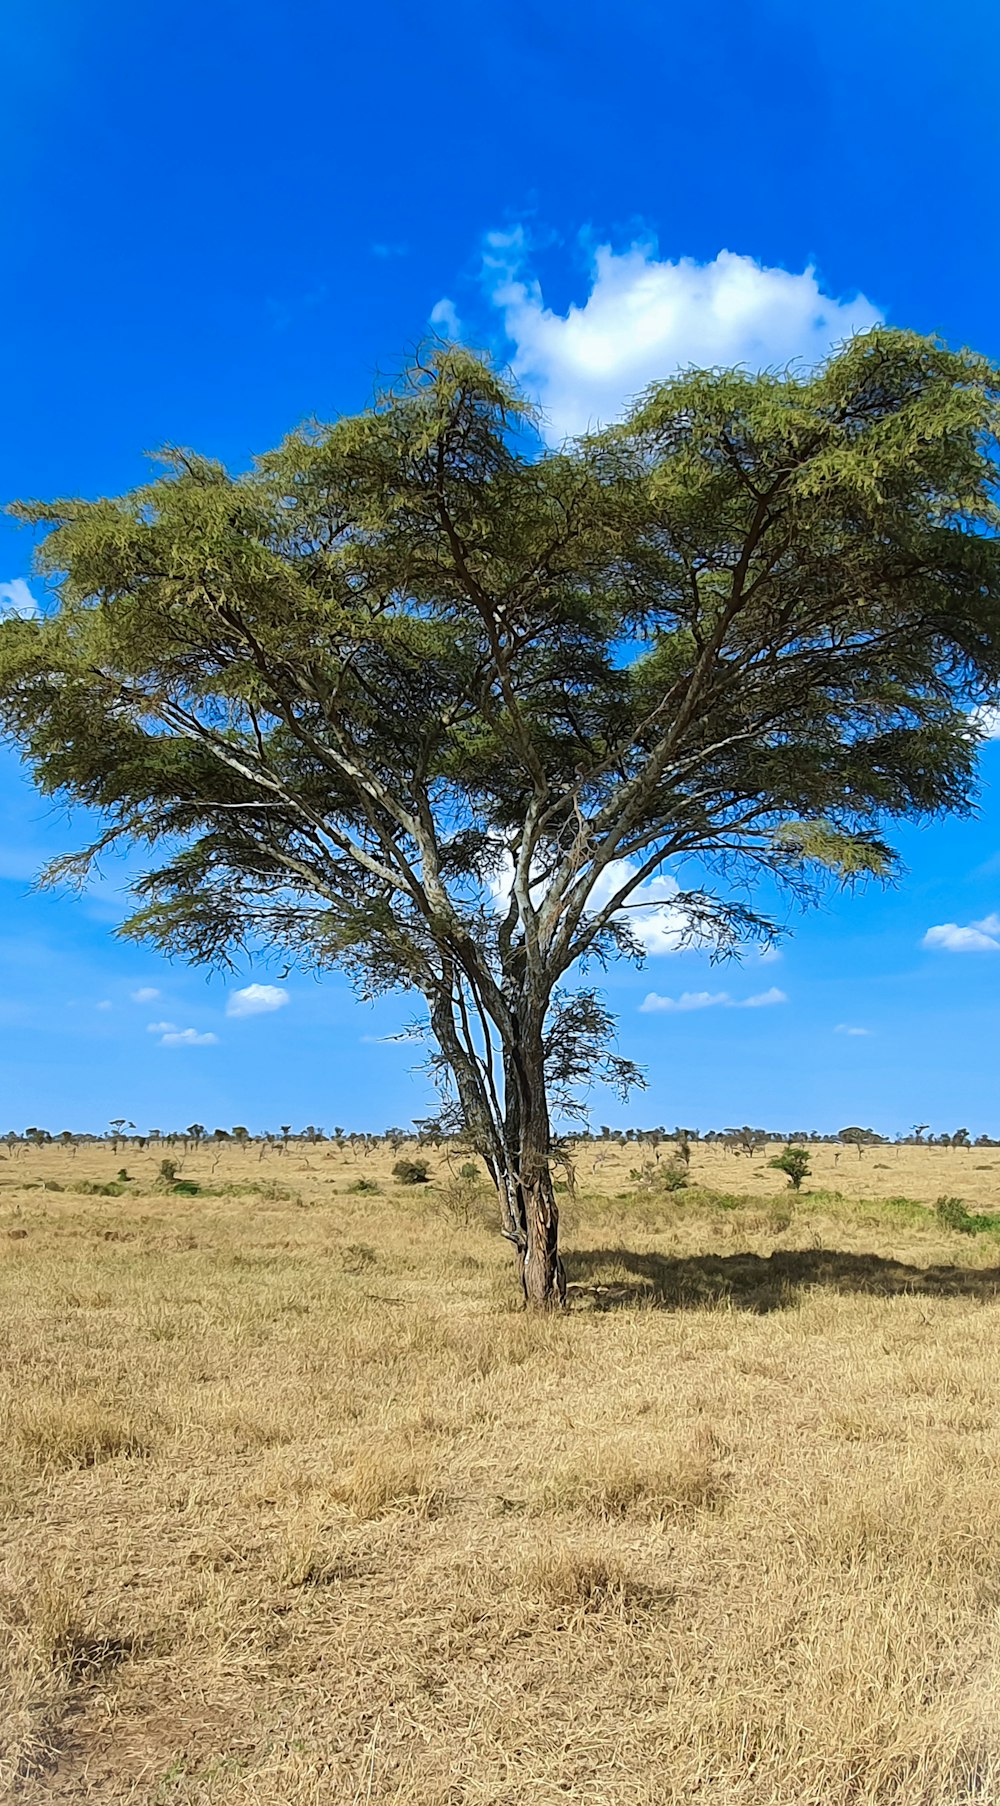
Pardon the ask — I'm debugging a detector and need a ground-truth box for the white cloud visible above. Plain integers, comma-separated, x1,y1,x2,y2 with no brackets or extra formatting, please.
587,860,699,955
226,984,289,1019
640,985,787,1014
489,851,708,956
96,999,112,1011
131,987,160,1003
158,1027,219,1048
477,229,882,442
757,944,783,965
836,1024,872,1036
640,989,730,1014
430,296,463,339
0,578,40,620
147,1020,177,1033
922,916,1000,953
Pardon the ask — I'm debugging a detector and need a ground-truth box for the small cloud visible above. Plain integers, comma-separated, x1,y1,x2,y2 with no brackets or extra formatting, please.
96,999,113,1011
640,990,731,1013
130,987,160,1003
430,296,463,339
639,986,787,1014
226,984,289,1019
146,1020,177,1033
836,1023,872,1036
923,917,1000,953
158,1027,219,1048
0,578,40,619
757,945,783,965
371,240,408,259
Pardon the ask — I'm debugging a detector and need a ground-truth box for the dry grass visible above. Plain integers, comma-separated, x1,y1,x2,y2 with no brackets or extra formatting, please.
2,1139,1000,1802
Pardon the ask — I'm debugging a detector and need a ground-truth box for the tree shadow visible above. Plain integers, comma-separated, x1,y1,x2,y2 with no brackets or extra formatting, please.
566,1246,1000,1313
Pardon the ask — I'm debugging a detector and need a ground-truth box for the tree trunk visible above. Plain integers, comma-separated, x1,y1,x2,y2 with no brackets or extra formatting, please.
520,1153,566,1308
511,1032,567,1310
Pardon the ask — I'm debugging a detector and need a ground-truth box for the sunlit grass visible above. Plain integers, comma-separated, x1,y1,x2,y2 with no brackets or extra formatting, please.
1,1139,1000,1802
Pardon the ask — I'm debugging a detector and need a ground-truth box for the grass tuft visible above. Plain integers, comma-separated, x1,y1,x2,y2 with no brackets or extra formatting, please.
14,1399,152,1471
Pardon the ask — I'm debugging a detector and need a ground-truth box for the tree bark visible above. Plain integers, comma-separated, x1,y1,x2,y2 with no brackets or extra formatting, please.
509,1028,567,1310
520,1154,566,1308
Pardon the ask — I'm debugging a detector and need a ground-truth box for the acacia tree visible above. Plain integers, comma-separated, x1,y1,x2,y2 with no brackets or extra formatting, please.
2,330,1000,1305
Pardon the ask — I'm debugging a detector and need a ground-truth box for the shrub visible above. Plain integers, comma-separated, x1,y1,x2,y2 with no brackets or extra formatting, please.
347,1177,381,1195
459,1161,480,1181
158,1158,177,1184
393,1157,430,1186
769,1145,811,1191
935,1195,973,1232
116,1168,130,1182
659,1156,689,1193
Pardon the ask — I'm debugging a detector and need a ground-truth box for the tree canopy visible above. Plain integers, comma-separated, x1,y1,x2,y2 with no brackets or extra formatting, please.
2,327,1000,1302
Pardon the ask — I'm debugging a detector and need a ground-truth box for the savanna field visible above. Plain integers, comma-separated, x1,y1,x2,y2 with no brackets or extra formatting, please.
5,1138,1000,1804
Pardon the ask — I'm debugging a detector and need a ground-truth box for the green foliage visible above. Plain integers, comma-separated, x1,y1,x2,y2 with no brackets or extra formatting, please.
934,1195,1000,1236
659,1156,690,1193
393,1157,430,1186
769,1146,811,1190
632,1156,688,1193
458,1162,480,1182
3,331,1000,1268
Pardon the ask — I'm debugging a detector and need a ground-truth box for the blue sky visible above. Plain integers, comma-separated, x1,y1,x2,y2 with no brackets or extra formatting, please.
3,0,1000,1137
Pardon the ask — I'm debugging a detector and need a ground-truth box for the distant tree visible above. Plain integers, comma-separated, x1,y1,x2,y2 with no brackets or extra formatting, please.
108,1117,134,1152
769,1145,811,1191
839,1126,881,1159
186,1123,205,1145
231,1125,250,1146
5,333,1000,1303
950,1127,971,1148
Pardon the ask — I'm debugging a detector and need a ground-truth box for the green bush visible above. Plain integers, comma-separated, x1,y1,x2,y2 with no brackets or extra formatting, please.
393,1157,430,1186
769,1145,811,1191
933,1195,1000,1236
659,1156,689,1193
459,1162,480,1182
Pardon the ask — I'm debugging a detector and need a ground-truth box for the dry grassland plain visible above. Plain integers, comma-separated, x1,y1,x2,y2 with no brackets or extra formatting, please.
3,1137,1000,1804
